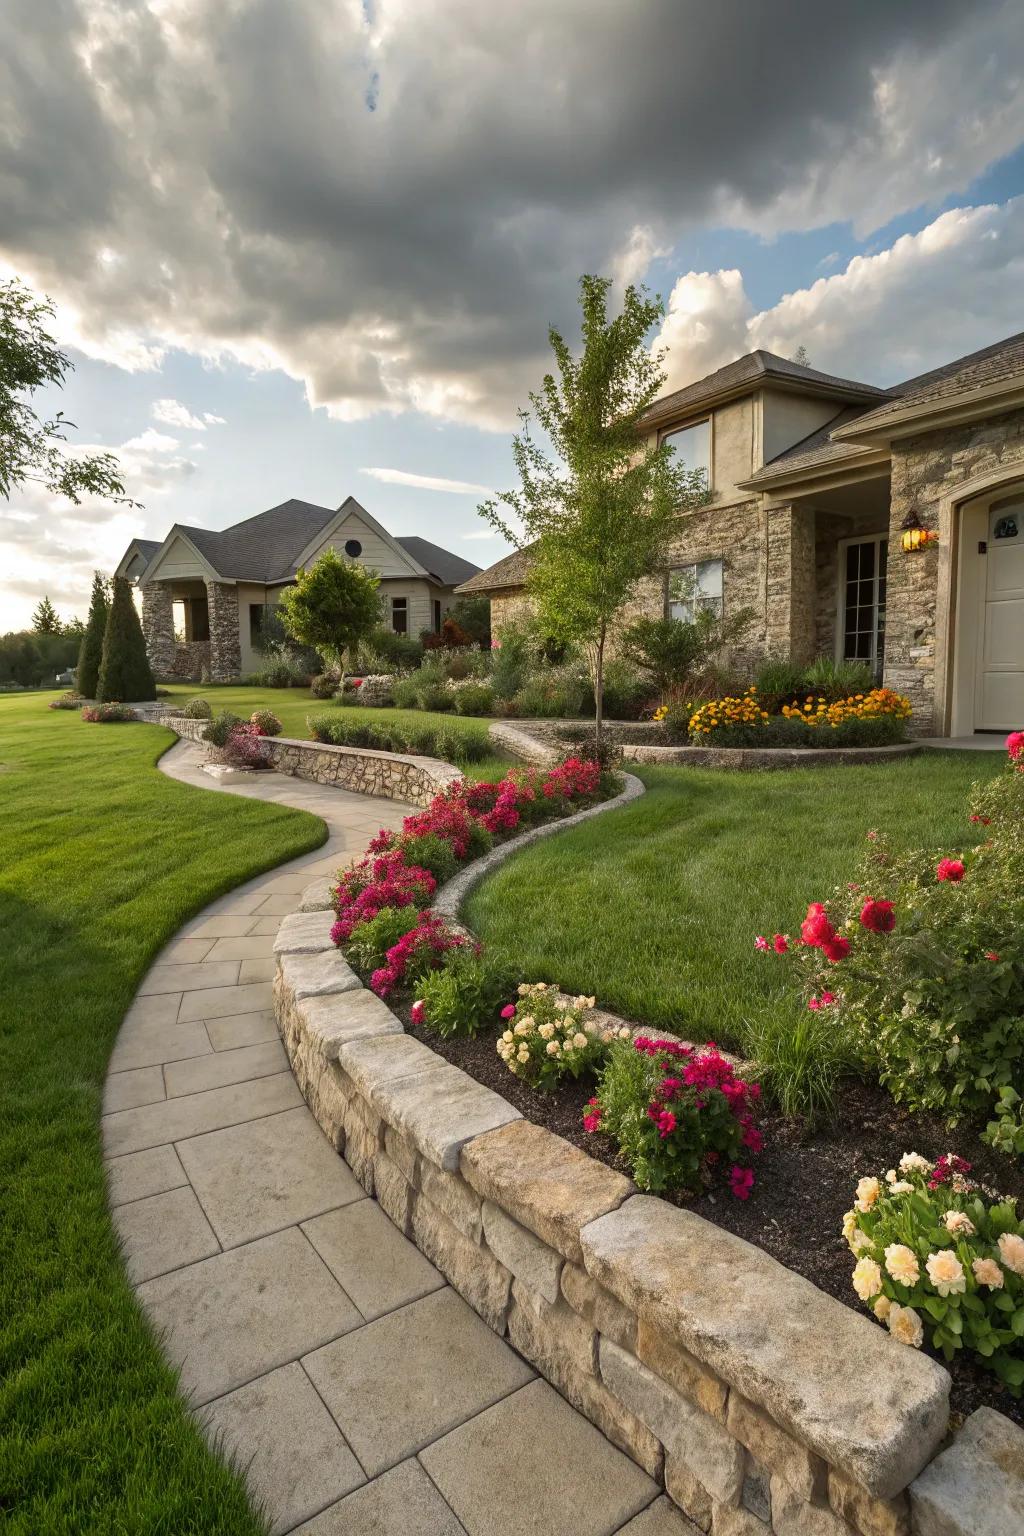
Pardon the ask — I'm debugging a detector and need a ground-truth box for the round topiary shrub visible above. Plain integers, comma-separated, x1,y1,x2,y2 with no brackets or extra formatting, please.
182,697,213,719
202,710,243,748
250,708,283,737
310,673,338,699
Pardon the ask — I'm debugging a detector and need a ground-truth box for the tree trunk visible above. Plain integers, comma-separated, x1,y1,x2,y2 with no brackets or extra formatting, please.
594,625,606,741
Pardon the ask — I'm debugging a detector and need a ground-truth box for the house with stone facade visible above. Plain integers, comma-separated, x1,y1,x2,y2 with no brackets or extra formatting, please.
457,335,1024,738
116,496,481,682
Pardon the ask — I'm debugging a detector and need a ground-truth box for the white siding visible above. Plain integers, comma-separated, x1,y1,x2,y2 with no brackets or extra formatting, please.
302,512,423,580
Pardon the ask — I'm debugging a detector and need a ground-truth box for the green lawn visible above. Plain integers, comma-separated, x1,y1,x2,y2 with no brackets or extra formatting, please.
159,683,509,778
0,692,325,1534
465,753,1005,1050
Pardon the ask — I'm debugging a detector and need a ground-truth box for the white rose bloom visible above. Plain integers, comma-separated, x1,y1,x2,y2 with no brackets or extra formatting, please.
546,1041,560,1056
899,1152,932,1175
943,1210,976,1237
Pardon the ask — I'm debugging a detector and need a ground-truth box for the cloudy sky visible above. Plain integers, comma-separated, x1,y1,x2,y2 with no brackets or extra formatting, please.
3,0,1024,628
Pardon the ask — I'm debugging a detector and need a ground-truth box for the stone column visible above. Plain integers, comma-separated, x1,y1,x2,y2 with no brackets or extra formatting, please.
205,580,242,682
764,503,817,663
140,582,175,679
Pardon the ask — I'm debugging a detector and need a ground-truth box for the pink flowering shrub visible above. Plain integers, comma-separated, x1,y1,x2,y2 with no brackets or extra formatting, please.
249,708,283,737
222,723,272,768
760,740,1024,1120
81,703,137,722
587,1036,761,1197
843,1151,1024,1394
369,911,467,998
331,849,436,943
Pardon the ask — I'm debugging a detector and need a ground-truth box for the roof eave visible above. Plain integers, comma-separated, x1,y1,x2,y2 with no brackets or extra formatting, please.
642,373,889,433
833,378,1024,446
738,446,891,495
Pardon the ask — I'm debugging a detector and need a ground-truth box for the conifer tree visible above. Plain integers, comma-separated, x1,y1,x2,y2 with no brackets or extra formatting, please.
97,576,155,702
76,572,109,698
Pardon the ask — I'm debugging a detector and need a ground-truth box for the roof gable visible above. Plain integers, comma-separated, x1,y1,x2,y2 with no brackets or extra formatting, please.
642,349,890,431
292,497,427,578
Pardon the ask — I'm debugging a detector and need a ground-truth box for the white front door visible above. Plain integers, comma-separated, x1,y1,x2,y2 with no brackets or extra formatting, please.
977,499,1024,730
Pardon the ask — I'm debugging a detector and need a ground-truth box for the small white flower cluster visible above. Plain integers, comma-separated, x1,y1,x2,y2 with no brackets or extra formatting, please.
497,983,630,1087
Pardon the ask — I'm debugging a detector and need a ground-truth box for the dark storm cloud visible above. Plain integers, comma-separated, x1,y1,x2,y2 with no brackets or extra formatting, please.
2,0,1022,423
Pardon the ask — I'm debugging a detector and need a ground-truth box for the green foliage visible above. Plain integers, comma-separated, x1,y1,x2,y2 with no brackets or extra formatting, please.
791,768,1024,1120
600,659,653,721
76,572,110,698
0,278,137,507
623,600,755,697
249,708,283,736
345,907,417,976
182,696,212,719
0,627,81,689
743,1004,856,1124
96,576,155,702
48,691,83,710
416,948,514,1039
452,681,495,716
81,702,137,722
985,1087,1024,1157
246,652,315,687
277,548,381,670
354,626,425,672
513,663,592,718
802,655,876,701
310,672,338,699
397,832,459,885
448,594,491,648
845,1157,1024,1394
479,275,710,731
202,710,243,748
754,658,807,712
490,619,533,700
307,711,490,763
31,595,60,633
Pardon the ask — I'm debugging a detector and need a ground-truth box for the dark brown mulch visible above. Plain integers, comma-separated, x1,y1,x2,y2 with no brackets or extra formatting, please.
404,1009,1024,1428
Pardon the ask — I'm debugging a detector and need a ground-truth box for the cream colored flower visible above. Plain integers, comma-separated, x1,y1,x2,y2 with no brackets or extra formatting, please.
842,1209,858,1245
585,996,597,1009
562,1041,574,1055
899,1152,932,1175
884,1244,920,1286
855,1177,881,1213
517,1046,530,1064
538,1022,555,1040
618,1027,631,1040
925,1250,966,1297
888,1181,914,1195
997,1232,1024,1276
601,1030,614,1044
887,1303,924,1348
852,1258,883,1301
545,1040,560,1056
517,983,530,995
972,1257,1004,1290
850,1227,874,1254
943,1210,976,1238
573,1032,588,1050
501,1030,514,1044
584,1021,598,1036
873,1295,892,1322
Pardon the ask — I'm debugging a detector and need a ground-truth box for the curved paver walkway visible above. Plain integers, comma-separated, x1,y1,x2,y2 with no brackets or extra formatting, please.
103,739,688,1536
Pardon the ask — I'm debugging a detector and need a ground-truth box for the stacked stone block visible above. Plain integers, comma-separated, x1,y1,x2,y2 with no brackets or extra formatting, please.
269,895,1020,1536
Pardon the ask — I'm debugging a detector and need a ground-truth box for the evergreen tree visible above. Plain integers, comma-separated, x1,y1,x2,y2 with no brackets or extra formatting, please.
32,595,60,633
76,572,110,698
96,576,155,702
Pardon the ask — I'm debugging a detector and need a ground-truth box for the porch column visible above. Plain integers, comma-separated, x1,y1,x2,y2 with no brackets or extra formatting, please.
205,580,242,682
764,503,817,663
140,582,175,679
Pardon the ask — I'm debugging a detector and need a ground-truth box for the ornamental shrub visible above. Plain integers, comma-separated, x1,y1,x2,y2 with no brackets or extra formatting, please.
843,1152,1024,1394
396,831,459,886
590,1036,762,1198
451,681,494,716
81,702,138,722
96,575,156,702
203,710,243,748
369,911,468,998
763,743,1024,1120
414,949,515,1039
249,708,282,736
182,696,212,719
310,672,338,698
345,906,422,977
49,691,83,709
497,984,627,1091
76,571,109,699
330,848,437,943
221,724,272,769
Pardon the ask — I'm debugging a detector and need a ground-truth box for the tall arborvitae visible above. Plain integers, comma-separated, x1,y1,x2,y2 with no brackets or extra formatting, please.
76,571,109,699
96,576,156,702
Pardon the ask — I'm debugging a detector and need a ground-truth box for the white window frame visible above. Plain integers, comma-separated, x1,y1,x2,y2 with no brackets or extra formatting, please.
667,558,724,623
660,416,713,493
835,534,888,677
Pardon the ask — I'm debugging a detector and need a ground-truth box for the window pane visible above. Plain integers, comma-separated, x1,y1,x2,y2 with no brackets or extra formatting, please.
664,421,711,486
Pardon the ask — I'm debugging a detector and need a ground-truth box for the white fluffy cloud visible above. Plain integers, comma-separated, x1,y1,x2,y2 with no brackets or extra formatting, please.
151,397,226,431
656,199,1024,392
360,466,492,495
3,0,1023,427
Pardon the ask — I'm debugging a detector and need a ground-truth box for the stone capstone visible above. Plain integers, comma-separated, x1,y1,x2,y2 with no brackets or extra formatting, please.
277,949,361,1002
909,1406,1024,1536
273,911,336,955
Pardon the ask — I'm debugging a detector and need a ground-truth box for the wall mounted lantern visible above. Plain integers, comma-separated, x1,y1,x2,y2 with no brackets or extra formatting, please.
899,510,937,553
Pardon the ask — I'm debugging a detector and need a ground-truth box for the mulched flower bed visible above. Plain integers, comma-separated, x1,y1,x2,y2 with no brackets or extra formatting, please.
403,1007,1024,1428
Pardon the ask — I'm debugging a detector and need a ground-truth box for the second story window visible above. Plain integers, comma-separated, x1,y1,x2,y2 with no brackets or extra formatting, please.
663,419,711,491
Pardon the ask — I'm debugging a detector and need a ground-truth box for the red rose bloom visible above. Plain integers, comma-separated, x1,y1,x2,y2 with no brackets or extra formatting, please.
800,903,835,947
822,935,851,963
936,858,965,883
859,898,896,934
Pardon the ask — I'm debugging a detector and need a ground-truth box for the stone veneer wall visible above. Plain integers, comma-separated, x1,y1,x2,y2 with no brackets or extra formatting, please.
168,640,211,681
884,405,1024,734
141,584,175,678
270,908,1023,1536
205,580,242,683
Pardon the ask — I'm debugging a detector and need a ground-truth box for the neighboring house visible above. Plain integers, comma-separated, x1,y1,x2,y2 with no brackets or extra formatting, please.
116,496,481,681
456,337,1024,737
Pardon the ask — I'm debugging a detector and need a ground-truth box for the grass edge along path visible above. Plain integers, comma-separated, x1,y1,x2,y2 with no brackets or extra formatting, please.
0,694,325,1534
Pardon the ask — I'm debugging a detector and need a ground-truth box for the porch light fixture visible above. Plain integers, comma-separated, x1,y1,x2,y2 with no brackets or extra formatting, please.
899,511,937,553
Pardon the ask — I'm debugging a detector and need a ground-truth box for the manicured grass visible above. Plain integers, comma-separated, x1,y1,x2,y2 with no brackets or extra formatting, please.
0,692,326,1534
465,753,1005,1049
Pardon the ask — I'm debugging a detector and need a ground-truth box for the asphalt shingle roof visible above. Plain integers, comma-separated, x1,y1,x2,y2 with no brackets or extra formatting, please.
455,543,535,594
641,349,888,427
394,536,481,587
834,330,1024,433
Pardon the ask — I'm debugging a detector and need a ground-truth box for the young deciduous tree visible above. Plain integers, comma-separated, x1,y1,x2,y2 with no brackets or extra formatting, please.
76,572,110,698
31,595,60,633
97,577,155,702
277,548,381,681
479,275,708,734
0,279,137,506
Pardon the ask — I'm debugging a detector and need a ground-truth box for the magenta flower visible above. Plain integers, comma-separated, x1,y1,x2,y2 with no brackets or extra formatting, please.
730,1166,755,1200
500,1003,516,1020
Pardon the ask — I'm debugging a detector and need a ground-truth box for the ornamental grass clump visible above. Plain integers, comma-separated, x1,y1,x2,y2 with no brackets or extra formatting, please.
587,1036,761,1198
496,984,629,1091
844,1151,1024,1393
760,738,1024,1121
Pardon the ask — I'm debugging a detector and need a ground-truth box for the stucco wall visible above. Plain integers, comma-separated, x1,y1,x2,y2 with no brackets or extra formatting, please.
760,389,839,468
884,405,1024,734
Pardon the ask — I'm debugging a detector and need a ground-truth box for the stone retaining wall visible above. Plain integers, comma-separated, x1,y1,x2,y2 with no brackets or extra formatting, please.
156,716,462,806
271,905,1022,1536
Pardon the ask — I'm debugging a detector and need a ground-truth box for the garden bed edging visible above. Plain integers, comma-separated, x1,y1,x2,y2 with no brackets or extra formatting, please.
269,902,1020,1536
